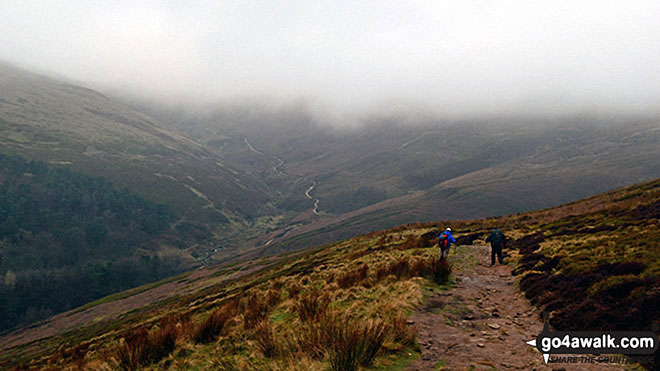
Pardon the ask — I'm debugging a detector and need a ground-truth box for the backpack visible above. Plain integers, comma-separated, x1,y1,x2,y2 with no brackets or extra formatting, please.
438,233,449,249
490,231,504,245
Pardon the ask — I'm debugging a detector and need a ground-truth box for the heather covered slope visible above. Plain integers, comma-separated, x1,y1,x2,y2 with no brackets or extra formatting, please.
506,179,660,332
1,178,657,369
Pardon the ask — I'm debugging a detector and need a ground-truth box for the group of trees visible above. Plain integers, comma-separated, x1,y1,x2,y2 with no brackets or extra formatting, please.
0,154,185,332
0,155,173,248
0,254,185,331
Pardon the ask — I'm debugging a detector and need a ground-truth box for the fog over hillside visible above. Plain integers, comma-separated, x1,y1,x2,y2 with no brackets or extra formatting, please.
1,1,659,120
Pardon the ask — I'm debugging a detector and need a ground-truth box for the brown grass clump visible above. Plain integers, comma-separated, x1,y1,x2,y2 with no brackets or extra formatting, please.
381,257,412,280
290,311,388,369
265,288,282,308
390,312,417,346
337,263,369,288
423,256,451,285
398,235,415,250
271,278,285,291
191,301,237,344
254,319,279,358
375,264,391,281
294,289,330,323
399,234,433,250
374,255,451,285
243,293,269,329
325,316,389,370
57,343,87,370
291,321,327,360
410,259,427,277
287,281,302,299
115,321,178,370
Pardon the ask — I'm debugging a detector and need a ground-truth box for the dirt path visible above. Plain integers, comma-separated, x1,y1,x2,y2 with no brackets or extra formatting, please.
407,245,625,371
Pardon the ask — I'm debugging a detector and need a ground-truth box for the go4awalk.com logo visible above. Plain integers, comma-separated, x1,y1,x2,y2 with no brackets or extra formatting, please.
526,318,658,365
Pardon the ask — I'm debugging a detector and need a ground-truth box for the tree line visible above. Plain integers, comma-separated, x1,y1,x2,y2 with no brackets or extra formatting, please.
0,154,185,332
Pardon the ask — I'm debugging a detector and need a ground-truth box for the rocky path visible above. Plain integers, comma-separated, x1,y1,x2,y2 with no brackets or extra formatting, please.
407,245,624,371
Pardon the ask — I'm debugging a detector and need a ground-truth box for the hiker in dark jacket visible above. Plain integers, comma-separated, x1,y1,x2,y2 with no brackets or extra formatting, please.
485,228,506,265
438,227,456,259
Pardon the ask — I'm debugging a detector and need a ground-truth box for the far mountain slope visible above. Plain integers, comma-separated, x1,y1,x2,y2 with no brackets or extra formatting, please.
0,62,274,227
162,106,659,253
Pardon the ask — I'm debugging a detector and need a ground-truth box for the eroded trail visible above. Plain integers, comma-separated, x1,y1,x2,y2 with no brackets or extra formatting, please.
407,245,623,370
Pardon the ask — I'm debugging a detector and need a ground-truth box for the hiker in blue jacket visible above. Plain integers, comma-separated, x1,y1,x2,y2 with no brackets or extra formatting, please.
438,227,456,259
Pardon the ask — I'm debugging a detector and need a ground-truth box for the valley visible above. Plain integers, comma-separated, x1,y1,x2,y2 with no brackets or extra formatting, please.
4,62,660,260
1,63,659,365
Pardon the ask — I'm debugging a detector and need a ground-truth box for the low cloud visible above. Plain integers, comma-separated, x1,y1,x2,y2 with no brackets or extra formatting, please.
1,1,659,120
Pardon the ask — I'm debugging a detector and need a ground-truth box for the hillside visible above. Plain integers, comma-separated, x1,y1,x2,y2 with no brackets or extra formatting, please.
3,62,659,261
156,105,660,253
0,62,274,228
2,177,657,370
0,154,190,333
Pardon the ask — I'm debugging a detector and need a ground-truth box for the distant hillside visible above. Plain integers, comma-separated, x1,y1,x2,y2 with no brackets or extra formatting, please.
157,106,660,252
0,62,273,227
3,177,657,370
4,62,659,260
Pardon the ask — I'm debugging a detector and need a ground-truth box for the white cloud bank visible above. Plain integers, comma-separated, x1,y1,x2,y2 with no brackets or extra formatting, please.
1,0,659,118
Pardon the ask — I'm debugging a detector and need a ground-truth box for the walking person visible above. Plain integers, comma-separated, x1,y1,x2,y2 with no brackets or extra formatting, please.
438,227,456,259
485,227,506,265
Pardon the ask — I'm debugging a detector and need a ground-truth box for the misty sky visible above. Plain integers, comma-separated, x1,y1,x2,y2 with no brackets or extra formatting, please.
1,1,659,118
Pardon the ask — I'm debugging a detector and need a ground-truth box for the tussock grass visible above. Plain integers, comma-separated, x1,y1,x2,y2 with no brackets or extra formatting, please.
115,321,177,370
336,263,369,288
324,314,389,370
265,287,283,308
287,281,302,299
423,256,452,285
191,301,237,344
254,318,279,358
390,311,418,347
374,255,452,285
294,289,330,323
287,310,389,370
243,293,270,329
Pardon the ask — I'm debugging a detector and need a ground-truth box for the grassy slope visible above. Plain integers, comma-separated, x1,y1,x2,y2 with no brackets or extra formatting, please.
0,62,273,225
3,178,658,369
